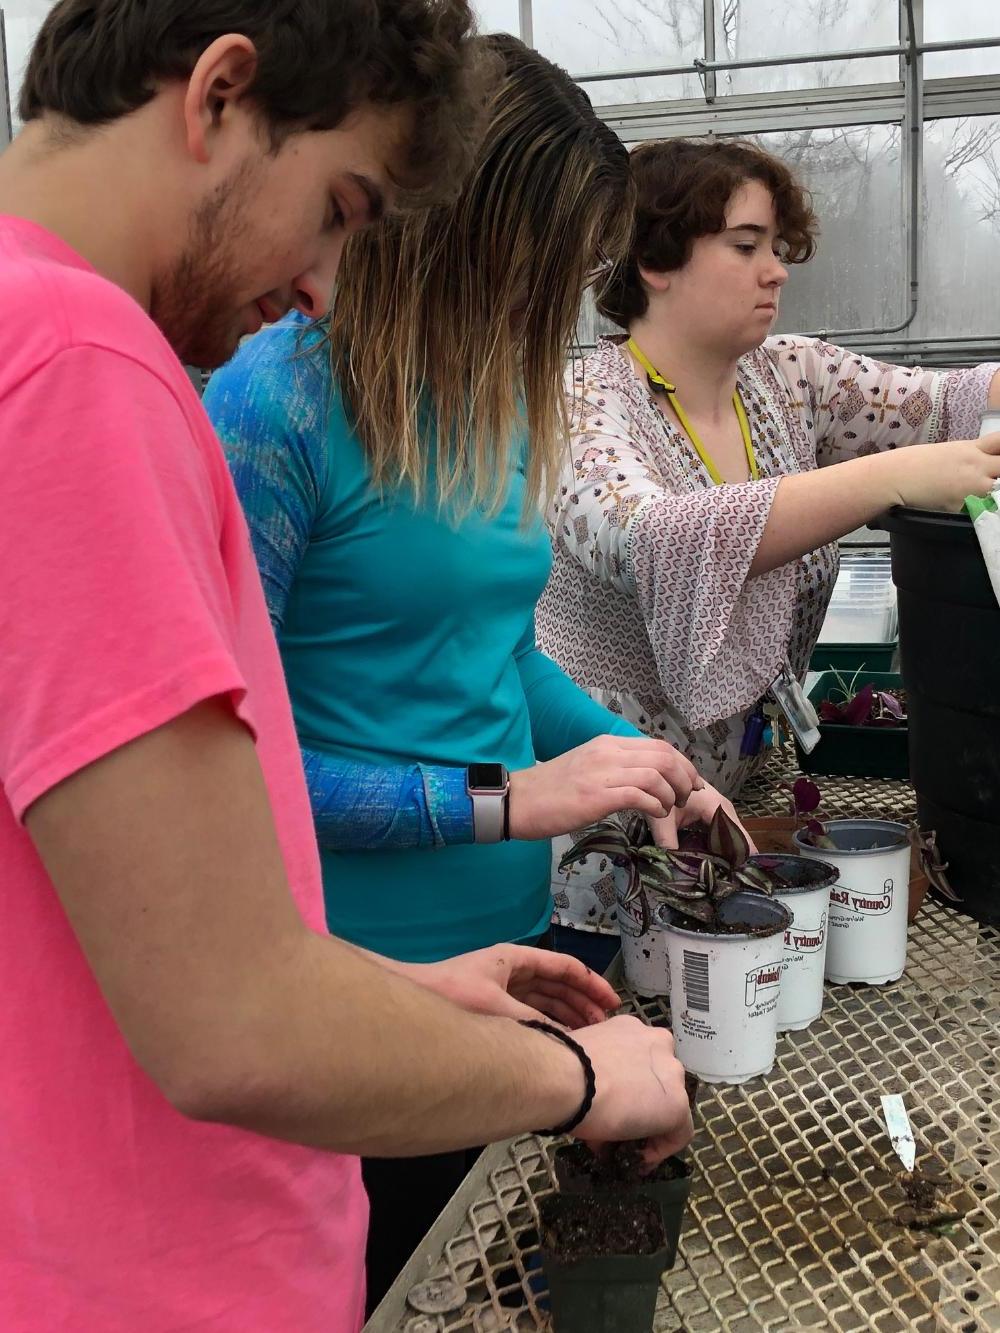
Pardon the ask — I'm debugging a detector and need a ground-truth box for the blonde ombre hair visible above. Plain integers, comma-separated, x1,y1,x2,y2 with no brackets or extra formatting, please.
326,33,633,515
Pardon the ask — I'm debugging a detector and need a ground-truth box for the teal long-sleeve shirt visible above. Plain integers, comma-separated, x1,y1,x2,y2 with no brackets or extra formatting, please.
205,314,639,961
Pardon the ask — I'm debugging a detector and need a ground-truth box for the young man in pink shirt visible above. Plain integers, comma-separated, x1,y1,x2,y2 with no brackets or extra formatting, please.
0,3,694,1329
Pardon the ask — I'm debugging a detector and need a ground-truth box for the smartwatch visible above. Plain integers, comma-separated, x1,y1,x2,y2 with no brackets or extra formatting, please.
466,763,510,843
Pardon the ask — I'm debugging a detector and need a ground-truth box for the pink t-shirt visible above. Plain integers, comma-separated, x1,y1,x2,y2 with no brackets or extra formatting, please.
0,217,367,1332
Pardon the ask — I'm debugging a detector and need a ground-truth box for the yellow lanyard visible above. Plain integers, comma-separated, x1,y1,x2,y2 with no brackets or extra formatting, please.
627,337,760,485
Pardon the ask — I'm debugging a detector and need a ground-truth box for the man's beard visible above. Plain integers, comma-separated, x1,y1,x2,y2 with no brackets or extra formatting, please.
151,161,259,370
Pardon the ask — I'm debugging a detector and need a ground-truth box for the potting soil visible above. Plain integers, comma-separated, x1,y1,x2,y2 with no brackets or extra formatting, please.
539,1194,665,1264
554,1142,690,1192
674,914,777,937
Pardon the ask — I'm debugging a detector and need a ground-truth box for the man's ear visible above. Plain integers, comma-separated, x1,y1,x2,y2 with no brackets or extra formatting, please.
183,34,259,165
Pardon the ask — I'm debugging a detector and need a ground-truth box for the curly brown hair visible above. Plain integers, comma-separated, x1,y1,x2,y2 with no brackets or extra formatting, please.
19,0,489,206
598,136,819,328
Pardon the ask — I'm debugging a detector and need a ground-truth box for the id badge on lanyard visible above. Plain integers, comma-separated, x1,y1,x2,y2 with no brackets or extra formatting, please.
769,659,820,754
740,660,820,757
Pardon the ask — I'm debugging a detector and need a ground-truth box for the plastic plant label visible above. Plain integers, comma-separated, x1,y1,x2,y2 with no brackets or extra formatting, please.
881,1093,916,1172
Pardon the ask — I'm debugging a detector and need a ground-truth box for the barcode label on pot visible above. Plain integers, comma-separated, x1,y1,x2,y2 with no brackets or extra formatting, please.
683,950,710,1012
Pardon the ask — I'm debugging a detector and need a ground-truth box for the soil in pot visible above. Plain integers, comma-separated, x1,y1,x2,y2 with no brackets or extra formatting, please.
540,1192,664,1263
670,914,781,937
539,1193,668,1333
554,1142,690,1192
553,1142,693,1271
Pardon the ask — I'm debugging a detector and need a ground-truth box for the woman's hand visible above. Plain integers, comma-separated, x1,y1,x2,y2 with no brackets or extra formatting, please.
647,782,756,851
877,432,1000,512
408,944,620,1028
507,736,704,841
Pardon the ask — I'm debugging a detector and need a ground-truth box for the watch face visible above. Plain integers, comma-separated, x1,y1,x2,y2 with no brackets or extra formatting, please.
467,763,507,792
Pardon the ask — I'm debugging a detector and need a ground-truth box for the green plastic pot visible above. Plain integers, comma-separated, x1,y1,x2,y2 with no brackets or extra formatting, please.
552,1145,691,1270
809,641,896,673
539,1193,668,1333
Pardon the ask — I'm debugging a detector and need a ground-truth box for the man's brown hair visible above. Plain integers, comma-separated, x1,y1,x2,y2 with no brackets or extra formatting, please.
599,136,819,328
19,0,488,203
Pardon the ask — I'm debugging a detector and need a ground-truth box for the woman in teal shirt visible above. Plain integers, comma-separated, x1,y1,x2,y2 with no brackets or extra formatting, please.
206,35,721,1306
207,310,669,960
206,39,711,969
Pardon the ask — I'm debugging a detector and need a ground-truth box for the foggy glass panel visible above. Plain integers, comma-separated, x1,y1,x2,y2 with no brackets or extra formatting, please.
715,0,898,95
924,0,1000,79
4,1,50,135
909,116,1000,339
761,124,904,336
533,0,704,102
577,125,905,346
472,0,521,37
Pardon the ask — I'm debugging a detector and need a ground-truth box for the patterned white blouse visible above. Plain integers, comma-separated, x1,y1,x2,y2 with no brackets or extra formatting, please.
538,333,997,934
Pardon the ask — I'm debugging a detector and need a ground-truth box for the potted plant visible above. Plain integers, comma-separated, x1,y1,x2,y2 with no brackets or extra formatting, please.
798,667,909,779
744,777,953,923
558,812,670,997
538,1191,668,1333
640,809,793,1085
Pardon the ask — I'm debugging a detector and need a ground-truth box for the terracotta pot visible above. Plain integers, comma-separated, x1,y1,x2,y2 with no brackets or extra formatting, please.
742,816,928,924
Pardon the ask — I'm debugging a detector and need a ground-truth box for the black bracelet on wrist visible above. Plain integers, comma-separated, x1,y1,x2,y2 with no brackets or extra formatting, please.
520,1019,596,1136
502,791,511,841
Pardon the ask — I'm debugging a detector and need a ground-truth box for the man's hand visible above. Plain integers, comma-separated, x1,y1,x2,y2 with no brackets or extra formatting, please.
572,1016,693,1168
648,783,756,852
405,944,619,1028
508,736,704,841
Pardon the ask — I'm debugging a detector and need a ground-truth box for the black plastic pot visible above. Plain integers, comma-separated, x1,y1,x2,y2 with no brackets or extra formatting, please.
552,1145,692,1270
538,1193,668,1333
882,506,1000,924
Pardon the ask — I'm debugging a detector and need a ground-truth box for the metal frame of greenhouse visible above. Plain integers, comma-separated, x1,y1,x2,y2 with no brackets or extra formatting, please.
3,0,1000,365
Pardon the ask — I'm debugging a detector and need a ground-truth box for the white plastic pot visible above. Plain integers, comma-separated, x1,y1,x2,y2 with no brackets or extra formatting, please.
614,865,670,998
657,893,792,1085
749,854,839,1032
794,820,910,985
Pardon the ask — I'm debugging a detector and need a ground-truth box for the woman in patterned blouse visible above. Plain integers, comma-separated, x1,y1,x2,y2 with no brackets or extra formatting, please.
538,136,1000,945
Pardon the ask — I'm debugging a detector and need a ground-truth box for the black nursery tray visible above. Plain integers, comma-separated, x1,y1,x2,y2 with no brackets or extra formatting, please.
796,671,909,780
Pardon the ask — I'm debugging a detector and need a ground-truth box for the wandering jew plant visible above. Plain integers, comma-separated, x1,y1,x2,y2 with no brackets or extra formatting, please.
560,806,776,931
789,777,960,904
